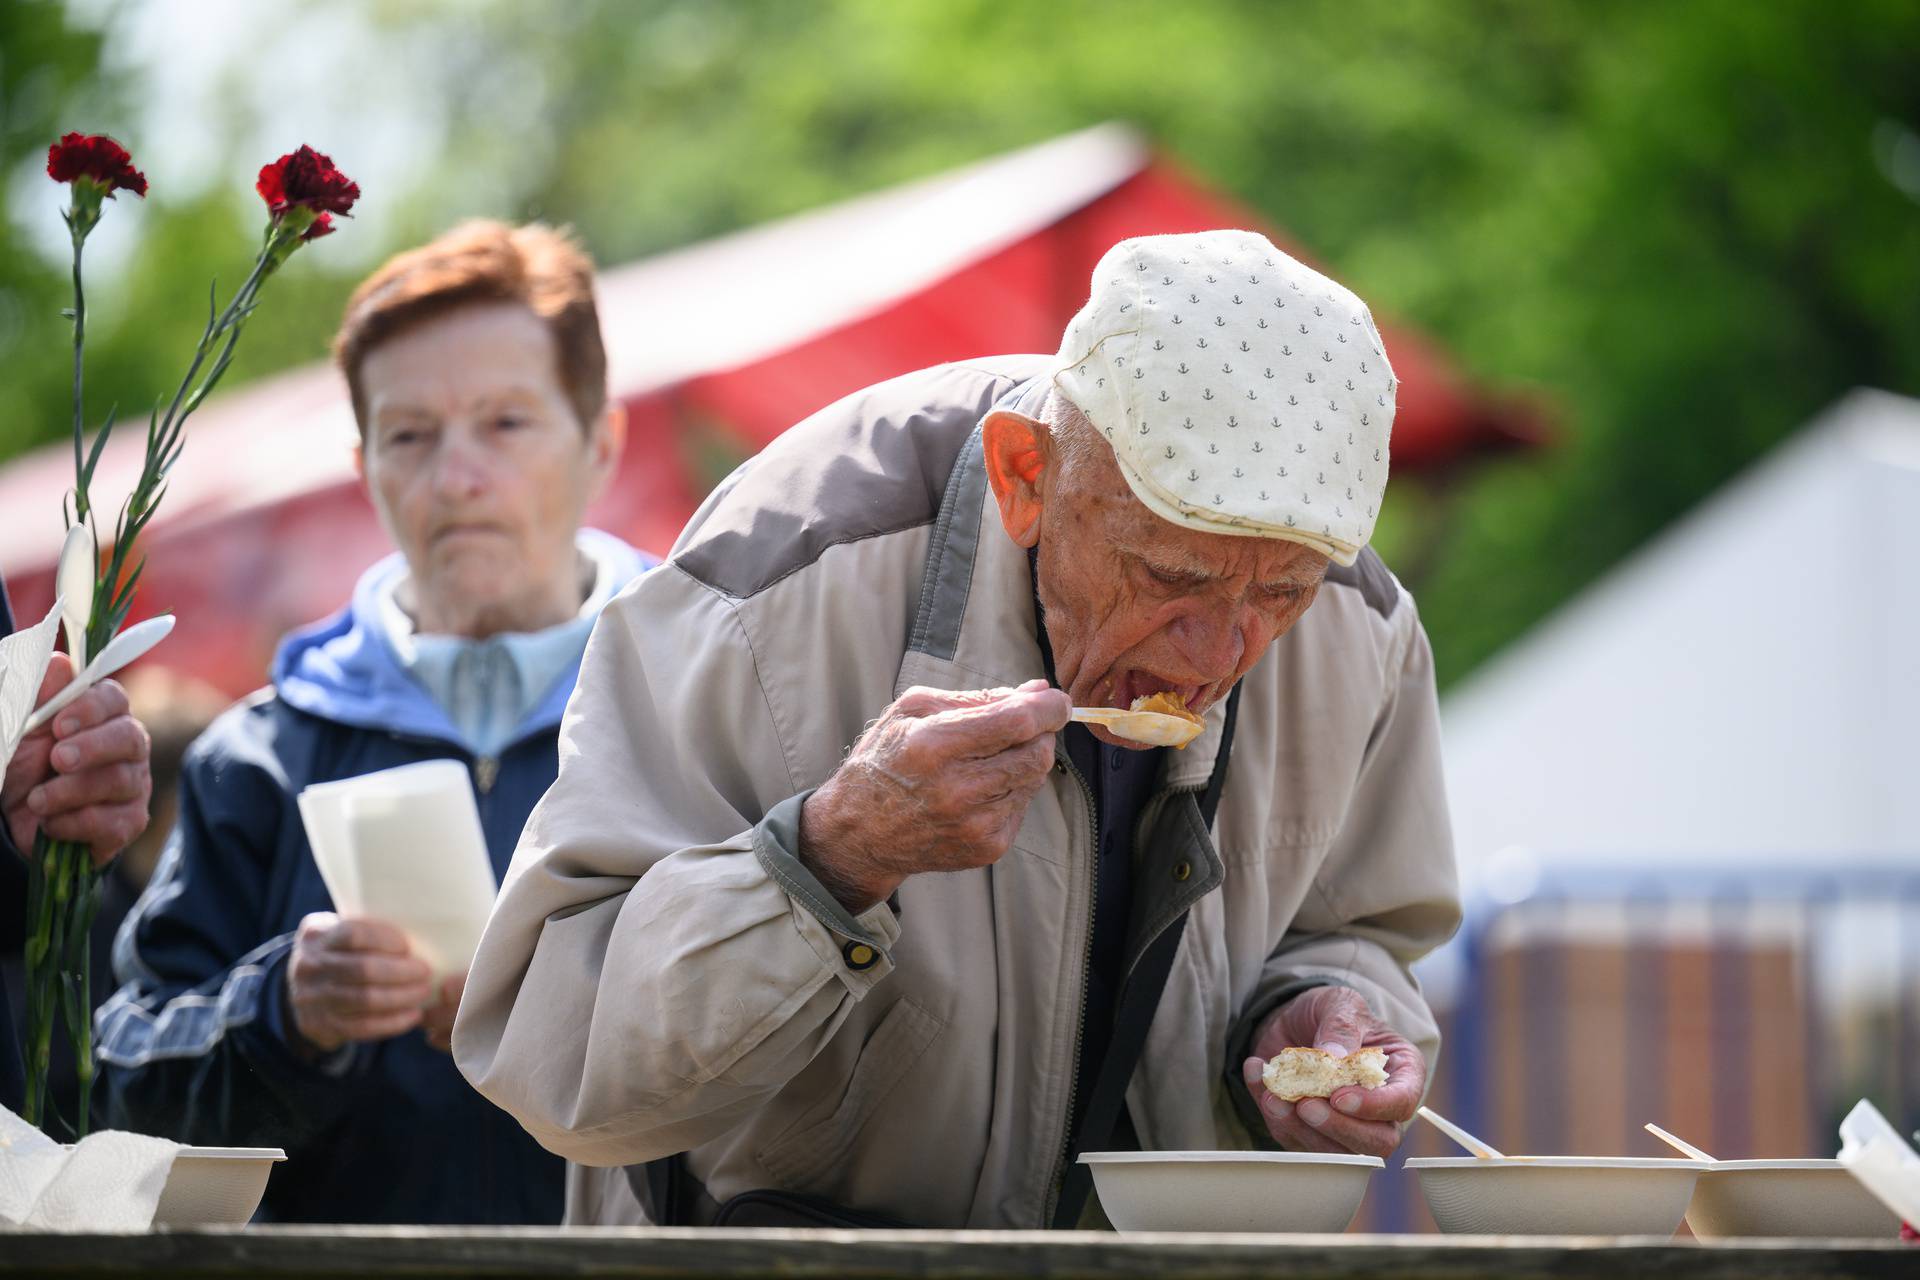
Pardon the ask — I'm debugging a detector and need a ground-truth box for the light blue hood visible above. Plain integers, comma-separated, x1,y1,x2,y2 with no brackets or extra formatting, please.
270,528,654,753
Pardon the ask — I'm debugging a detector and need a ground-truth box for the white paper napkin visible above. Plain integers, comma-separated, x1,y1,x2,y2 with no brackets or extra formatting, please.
2,598,179,754
1838,1097,1920,1226
0,599,63,768
0,1104,179,1230
297,759,498,984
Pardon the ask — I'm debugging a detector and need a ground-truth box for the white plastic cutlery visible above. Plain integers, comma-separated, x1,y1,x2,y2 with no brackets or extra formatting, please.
20,614,176,737
1068,704,1205,747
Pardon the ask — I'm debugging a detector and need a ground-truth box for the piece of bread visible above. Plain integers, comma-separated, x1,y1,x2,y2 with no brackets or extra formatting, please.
1260,1047,1388,1101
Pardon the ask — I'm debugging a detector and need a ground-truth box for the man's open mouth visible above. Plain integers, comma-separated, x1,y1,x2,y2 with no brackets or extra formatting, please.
1115,670,1207,712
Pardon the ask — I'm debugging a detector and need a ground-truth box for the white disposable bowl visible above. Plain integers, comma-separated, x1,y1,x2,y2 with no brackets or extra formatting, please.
1686,1160,1903,1239
152,1147,286,1226
1407,1156,1700,1236
1080,1150,1382,1233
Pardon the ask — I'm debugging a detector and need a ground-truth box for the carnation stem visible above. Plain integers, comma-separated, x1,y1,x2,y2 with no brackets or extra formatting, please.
25,167,322,1139
26,838,71,1130
21,839,50,1126
86,241,275,653
21,197,105,1135
66,867,102,1139
68,218,89,524
155,245,273,468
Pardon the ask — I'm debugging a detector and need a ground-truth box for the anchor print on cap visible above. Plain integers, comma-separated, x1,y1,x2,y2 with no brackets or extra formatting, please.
1047,229,1396,566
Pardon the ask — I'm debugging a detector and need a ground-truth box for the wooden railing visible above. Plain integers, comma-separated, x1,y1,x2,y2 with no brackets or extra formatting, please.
0,1226,1910,1279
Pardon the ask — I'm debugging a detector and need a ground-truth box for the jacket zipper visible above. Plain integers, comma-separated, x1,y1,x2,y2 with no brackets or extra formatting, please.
1042,779,1208,1224
1044,755,1099,1225
382,727,502,805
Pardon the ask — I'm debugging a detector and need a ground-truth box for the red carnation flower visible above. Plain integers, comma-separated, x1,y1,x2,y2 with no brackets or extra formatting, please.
46,132,148,198
301,213,336,242
256,145,359,218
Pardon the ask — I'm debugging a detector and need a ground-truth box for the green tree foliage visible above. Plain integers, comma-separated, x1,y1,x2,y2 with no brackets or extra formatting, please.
4,0,1917,684
0,0,367,464
0,0,111,460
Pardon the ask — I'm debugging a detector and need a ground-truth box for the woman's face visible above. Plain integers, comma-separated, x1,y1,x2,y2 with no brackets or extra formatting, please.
355,301,617,637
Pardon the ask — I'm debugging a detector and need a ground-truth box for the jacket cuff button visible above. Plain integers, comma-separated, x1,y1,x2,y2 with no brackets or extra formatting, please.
842,941,879,971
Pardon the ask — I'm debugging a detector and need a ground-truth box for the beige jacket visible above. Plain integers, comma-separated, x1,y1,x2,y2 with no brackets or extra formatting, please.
453,356,1462,1228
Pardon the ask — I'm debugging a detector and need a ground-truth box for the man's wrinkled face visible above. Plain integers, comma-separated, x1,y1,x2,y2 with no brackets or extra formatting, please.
989,406,1329,747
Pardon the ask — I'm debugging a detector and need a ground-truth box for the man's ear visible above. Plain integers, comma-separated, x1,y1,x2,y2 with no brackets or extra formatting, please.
584,400,626,504
983,410,1049,549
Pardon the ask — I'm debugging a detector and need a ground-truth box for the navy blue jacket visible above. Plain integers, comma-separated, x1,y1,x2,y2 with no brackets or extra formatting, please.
1,580,23,1116
96,533,652,1224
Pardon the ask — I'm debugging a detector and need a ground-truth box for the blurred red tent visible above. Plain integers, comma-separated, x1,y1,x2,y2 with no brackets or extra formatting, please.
0,124,1544,698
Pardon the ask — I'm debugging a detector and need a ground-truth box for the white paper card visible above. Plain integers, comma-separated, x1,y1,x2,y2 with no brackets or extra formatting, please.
1838,1097,1920,1226
297,760,497,983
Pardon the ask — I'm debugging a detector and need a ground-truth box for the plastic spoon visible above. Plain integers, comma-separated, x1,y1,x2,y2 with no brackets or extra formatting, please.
1416,1105,1505,1159
1643,1122,1716,1162
20,614,176,737
1068,706,1204,748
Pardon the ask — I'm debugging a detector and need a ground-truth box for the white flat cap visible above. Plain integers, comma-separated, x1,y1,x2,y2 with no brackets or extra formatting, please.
1051,230,1397,565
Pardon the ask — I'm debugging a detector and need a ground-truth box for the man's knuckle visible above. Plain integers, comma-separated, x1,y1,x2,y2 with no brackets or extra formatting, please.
1002,749,1037,781
107,720,140,760
960,811,1002,846
96,679,130,715
894,688,939,715
895,738,940,773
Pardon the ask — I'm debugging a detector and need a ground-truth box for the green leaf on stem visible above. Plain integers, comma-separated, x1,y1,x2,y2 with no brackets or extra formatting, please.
80,404,118,496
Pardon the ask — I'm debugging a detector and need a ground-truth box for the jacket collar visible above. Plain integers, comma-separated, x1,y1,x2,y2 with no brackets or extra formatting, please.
273,528,654,753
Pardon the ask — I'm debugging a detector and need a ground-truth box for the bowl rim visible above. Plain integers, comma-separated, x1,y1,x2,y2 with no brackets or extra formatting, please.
1700,1158,1850,1172
171,1146,287,1161
1080,1150,1383,1168
1405,1156,1701,1170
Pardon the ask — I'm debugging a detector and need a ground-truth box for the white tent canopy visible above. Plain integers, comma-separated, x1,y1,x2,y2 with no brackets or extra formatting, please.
1440,388,1920,883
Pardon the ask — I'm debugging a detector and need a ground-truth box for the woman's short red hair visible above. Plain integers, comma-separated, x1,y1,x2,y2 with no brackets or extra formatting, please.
334,219,606,432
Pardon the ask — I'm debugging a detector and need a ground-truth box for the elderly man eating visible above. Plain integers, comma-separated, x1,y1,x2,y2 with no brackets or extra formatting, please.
456,230,1461,1229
